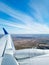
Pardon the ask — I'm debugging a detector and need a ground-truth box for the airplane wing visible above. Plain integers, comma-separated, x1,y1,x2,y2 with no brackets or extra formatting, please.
5,34,15,55
0,28,15,56
1,54,19,65
0,33,15,57
0,28,19,65
0,35,7,57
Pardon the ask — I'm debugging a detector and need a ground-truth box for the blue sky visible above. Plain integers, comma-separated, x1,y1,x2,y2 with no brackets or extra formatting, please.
0,0,49,34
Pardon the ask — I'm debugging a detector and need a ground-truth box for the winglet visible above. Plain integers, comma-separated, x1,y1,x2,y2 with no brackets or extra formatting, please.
3,28,8,35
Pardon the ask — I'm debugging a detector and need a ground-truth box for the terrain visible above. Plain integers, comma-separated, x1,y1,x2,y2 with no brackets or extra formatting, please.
12,34,49,50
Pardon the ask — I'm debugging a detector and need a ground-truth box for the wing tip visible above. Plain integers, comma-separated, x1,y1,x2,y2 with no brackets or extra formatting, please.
3,28,8,35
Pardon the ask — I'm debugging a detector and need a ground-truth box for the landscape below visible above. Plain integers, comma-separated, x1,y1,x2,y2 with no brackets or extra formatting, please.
0,34,49,50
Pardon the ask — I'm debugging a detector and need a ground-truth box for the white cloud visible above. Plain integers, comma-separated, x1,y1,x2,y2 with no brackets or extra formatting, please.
0,19,31,30
0,2,49,34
